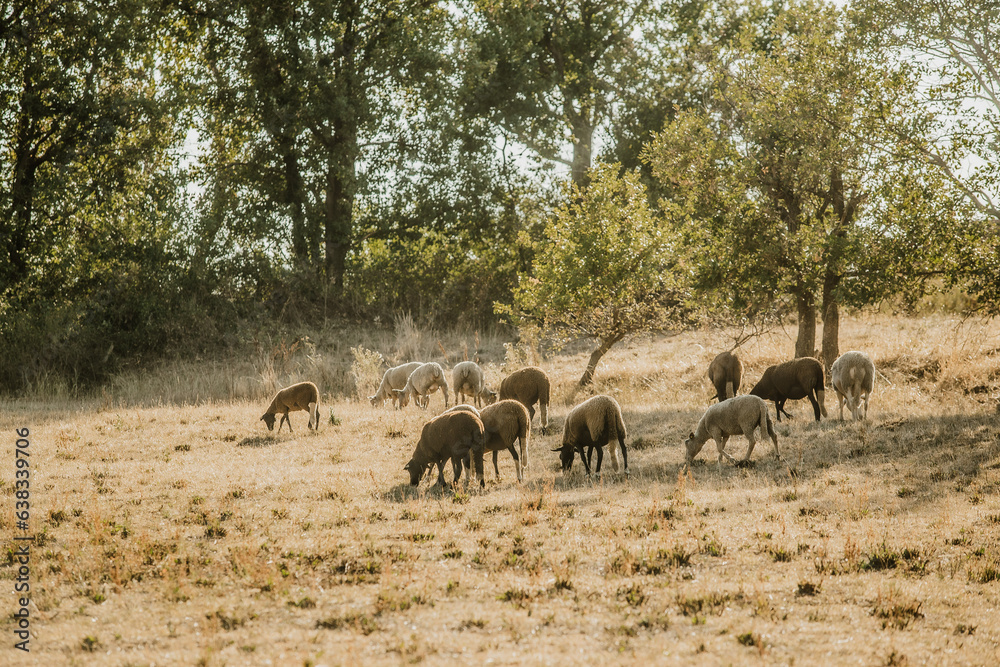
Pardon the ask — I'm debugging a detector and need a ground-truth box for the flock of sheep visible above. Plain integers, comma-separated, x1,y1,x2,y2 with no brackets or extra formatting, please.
258,349,876,488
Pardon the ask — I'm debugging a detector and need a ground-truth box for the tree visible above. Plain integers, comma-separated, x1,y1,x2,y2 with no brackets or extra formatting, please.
502,163,689,386
192,0,449,295
853,0,1000,309
644,0,958,368
464,0,659,185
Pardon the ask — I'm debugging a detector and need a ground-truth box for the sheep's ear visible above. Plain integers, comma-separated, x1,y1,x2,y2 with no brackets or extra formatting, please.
688,432,694,439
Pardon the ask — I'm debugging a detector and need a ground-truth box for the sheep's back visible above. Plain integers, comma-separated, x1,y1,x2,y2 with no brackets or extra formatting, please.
831,351,874,393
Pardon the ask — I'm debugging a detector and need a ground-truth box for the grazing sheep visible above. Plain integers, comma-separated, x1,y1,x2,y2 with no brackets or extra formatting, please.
369,361,423,408
749,357,827,422
260,381,320,433
404,410,485,487
708,350,743,402
452,361,497,407
554,395,628,477
464,399,531,485
684,395,780,469
398,362,450,410
831,351,875,421
499,366,550,438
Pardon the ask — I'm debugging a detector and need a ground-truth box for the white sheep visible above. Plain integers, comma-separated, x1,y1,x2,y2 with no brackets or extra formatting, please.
831,351,875,421
398,362,450,410
499,366,550,438
684,395,779,469
451,361,497,407
260,381,320,432
555,394,628,476
369,361,423,409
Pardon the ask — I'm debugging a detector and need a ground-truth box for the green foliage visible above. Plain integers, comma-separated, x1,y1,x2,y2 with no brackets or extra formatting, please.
503,163,690,384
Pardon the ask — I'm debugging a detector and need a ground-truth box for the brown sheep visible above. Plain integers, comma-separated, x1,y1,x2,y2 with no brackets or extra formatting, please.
554,394,629,476
260,381,320,432
748,357,827,422
499,366,550,437
452,400,530,485
708,350,743,402
404,410,485,487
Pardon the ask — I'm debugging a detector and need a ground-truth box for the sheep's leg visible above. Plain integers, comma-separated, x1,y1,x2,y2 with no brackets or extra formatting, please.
776,400,793,421
279,412,291,433
492,450,501,480
837,390,846,421
539,402,548,434
434,461,447,487
593,445,605,475
807,392,821,421
308,402,318,429
508,445,522,482
743,431,757,462
618,435,629,477
451,456,464,487
715,436,738,466
579,445,592,475
862,391,870,419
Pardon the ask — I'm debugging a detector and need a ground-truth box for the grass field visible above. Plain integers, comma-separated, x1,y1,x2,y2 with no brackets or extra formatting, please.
3,314,1000,666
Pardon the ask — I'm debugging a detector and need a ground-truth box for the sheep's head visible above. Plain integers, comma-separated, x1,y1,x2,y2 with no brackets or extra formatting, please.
261,413,276,431
553,443,576,471
683,432,702,462
404,459,426,486
368,394,380,407
481,388,498,406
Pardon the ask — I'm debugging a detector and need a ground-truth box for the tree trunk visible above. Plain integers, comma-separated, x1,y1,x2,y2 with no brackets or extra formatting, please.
324,118,357,295
794,289,817,359
570,116,594,187
821,270,841,374
579,335,621,387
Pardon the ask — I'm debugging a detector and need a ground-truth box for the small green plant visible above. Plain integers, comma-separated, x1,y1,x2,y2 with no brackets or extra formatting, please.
737,631,763,648
796,580,821,596
81,635,101,652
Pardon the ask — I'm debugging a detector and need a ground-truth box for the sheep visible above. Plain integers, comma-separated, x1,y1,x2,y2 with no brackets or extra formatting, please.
831,351,875,421
748,357,827,422
554,394,628,477
684,395,780,469
369,361,423,409
453,400,530,485
397,362,450,410
452,361,497,407
499,366,550,440
404,410,485,487
708,350,743,402
260,381,320,433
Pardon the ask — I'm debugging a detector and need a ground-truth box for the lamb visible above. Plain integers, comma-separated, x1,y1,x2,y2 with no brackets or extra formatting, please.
499,366,550,438
708,350,743,401
404,410,485,487
554,394,629,477
260,381,320,432
397,362,450,410
452,361,497,407
748,357,827,422
369,361,423,408
684,395,780,469
831,351,875,421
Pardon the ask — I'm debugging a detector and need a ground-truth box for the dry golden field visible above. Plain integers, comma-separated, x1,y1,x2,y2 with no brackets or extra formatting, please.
3,314,1000,666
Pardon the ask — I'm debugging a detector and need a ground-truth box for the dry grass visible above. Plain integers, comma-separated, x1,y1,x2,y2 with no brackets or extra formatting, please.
3,314,1000,666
